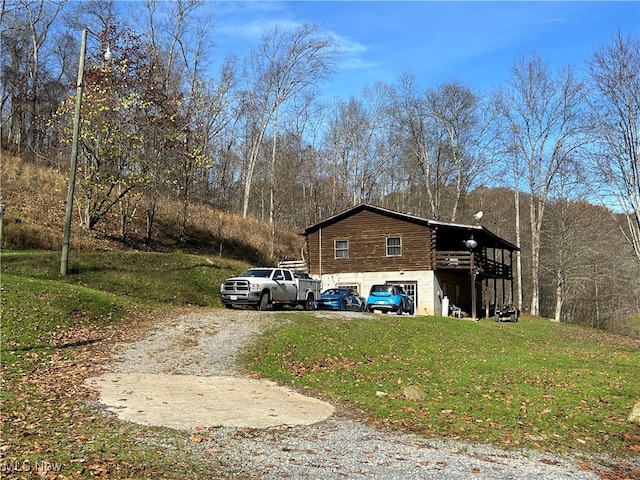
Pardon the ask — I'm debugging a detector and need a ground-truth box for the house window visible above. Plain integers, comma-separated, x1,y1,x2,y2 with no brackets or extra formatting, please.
402,283,416,304
386,281,417,306
386,236,402,256
334,239,349,259
339,284,361,294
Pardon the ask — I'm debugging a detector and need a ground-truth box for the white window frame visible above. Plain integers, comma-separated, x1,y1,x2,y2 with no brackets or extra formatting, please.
386,281,417,305
402,283,417,303
386,236,402,257
338,284,361,295
334,239,349,259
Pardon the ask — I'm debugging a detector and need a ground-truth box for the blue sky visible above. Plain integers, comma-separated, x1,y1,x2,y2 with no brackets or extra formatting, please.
208,1,639,100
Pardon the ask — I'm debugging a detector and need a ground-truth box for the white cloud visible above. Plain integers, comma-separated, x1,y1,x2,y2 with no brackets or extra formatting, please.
217,17,303,40
212,0,305,42
326,31,376,70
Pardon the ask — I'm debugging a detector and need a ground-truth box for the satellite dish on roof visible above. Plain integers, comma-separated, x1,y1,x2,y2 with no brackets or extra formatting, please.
473,211,484,222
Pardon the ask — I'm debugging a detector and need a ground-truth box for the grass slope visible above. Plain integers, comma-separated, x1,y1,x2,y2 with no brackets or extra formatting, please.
1,250,245,479
1,250,639,479
244,315,640,459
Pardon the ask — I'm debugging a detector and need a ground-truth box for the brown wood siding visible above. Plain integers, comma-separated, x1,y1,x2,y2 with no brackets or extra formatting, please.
307,230,320,275
307,210,433,275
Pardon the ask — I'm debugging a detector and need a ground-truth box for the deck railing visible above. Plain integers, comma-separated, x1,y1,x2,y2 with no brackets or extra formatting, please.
435,251,512,278
435,251,472,269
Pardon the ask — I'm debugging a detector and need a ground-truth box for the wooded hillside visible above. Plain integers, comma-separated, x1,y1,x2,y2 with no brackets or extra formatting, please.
1,1,639,333
0,155,305,266
2,153,638,336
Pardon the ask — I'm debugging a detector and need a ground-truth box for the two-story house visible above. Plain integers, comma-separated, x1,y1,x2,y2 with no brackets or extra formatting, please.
301,204,519,318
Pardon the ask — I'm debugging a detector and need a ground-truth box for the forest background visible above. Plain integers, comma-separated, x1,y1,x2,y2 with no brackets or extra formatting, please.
1,0,639,334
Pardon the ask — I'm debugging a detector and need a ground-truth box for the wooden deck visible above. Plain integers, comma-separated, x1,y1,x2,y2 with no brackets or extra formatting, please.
435,251,512,279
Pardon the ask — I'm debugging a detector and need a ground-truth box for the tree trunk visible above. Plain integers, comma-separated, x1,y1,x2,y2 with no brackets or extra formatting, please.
145,197,157,244
554,268,563,322
514,187,523,312
269,107,279,259
529,187,547,317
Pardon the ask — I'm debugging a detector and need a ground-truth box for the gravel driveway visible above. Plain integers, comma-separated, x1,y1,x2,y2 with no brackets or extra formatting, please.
86,309,611,479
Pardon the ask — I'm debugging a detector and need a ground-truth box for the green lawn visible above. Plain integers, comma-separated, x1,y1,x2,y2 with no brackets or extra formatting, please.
2,249,638,479
1,250,241,479
244,313,640,457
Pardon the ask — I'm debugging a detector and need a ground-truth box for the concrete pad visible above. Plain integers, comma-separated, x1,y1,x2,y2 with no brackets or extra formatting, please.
86,372,334,430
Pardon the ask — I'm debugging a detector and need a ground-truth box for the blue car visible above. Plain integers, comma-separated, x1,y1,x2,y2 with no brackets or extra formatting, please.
315,288,366,311
366,284,415,315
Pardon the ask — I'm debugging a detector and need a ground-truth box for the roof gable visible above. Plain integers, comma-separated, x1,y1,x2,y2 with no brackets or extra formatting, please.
302,204,430,233
302,203,519,251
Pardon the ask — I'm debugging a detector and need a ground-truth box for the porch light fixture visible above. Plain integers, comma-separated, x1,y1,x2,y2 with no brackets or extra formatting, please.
464,237,478,250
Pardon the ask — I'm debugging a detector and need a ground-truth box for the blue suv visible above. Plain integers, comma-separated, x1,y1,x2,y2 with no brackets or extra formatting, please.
366,284,415,315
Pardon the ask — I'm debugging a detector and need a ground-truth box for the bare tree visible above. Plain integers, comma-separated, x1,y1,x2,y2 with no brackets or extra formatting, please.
63,0,117,46
22,0,65,154
393,74,489,221
126,0,236,243
542,198,639,329
0,0,65,156
239,23,338,221
540,158,587,322
323,83,395,209
265,90,326,227
425,79,492,222
394,72,442,219
495,54,586,316
324,97,364,209
586,31,640,262
137,0,214,242
505,141,525,312
1,6,30,150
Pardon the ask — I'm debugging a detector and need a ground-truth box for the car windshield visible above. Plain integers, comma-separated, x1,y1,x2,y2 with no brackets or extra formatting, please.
239,269,273,278
324,288,348,295
370,285,395,294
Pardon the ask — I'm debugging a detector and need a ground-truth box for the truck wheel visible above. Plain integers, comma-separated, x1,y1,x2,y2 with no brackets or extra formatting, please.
256,293,269,311
304,295,314,311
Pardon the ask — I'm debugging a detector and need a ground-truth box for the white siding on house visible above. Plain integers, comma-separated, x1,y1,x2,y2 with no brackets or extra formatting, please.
320,270,444,316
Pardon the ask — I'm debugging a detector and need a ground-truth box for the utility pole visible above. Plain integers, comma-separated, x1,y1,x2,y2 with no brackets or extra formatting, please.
60,30,87,276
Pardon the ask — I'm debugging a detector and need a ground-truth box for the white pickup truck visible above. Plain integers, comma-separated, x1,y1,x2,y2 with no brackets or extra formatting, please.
220,267,321,311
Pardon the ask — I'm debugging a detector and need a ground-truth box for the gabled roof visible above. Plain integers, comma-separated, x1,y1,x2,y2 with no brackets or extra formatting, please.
302,203,519,251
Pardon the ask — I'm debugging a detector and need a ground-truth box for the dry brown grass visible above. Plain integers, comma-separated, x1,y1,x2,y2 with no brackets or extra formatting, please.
0,153,304,264
1,153,76,249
